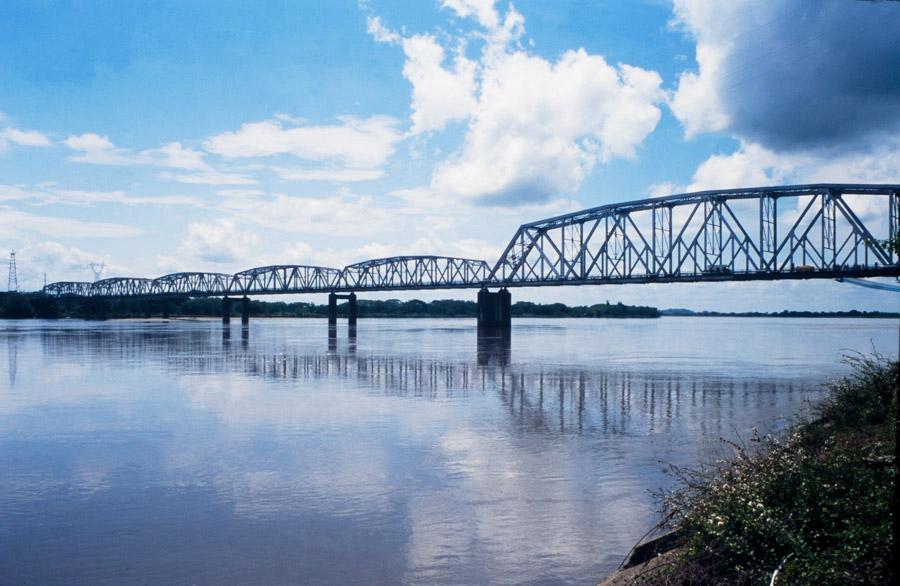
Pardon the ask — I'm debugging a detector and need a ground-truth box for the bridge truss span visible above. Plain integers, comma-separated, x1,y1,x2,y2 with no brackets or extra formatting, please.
342,256,491,291
91,277,153,297
43,281,94,297
488,184,900,286
150,272,233,296
231,265,344,294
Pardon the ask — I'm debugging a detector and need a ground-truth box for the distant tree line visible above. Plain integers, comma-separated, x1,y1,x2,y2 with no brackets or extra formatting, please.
0,292,659,319
5,293,897,320
661,307,900,318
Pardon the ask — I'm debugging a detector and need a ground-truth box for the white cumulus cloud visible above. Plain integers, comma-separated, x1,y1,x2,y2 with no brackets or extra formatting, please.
369,1,664,204
401,34,478,135
204,115,403,169
181,219,260,265
0,127,52,152
433,48,662,204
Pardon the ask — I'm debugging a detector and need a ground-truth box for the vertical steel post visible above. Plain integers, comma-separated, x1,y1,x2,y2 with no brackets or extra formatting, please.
823,190,837,269
760,194,777,271
890,190,899,263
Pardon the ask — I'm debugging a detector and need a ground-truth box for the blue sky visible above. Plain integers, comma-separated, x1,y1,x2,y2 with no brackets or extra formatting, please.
1,0,898,311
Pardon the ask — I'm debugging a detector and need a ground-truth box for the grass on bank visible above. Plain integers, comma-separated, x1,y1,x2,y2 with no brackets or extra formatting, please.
642,354,897,585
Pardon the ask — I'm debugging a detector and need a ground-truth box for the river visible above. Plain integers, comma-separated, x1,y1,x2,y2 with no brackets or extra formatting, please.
1,317,897,585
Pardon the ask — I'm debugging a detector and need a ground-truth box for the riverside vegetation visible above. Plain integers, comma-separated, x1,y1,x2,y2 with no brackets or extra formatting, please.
0,292,658,320
4,292,897,321
606,353,896,585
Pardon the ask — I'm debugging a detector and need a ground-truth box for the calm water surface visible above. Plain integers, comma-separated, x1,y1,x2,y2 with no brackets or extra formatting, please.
1,317,897,585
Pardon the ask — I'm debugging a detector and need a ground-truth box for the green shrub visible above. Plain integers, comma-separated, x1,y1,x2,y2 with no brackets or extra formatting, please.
659,355,896,585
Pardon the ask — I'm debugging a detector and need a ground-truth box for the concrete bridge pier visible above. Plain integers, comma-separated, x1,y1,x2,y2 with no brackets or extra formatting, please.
222,296,232,324
477,288,511,329
328,292,358,326
241,296,250,325
328,293,337,326
348,292,357,326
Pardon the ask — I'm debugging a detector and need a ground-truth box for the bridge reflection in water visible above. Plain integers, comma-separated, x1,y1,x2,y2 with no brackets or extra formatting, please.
33,323,809,439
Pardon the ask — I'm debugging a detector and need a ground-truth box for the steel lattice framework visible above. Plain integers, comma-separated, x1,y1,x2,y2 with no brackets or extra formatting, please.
91,277,153,297
150,272,233,296
43,184,899,298
342,256,491,291
43,281,94,297
489,184,900,286
232,265,343,294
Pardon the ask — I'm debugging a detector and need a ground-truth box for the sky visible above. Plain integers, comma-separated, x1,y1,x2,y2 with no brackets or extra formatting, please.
1,0,899,311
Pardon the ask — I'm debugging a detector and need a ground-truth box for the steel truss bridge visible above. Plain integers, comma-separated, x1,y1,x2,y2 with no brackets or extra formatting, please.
44,184,899,299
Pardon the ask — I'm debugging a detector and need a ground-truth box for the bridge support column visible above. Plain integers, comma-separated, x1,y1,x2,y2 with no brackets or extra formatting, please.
241,296,250,325
222,296,232,324
477,288,511,329
328,293,337,326
348,292,357,326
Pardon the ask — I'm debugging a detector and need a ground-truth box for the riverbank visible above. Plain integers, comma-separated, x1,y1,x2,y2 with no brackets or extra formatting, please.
601,354,897,584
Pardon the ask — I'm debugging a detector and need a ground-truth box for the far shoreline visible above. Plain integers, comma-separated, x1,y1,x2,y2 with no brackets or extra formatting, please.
1,291,897,320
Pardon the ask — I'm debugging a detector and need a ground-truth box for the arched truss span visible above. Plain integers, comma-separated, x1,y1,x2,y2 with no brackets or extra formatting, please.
150,272,233,295
231,265,344,294
342,256,492,290
42,281,93,297
90,277,153,297
489,184,900,285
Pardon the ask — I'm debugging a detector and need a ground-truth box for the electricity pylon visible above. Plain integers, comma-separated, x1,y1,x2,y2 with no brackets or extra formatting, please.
7,251,17,292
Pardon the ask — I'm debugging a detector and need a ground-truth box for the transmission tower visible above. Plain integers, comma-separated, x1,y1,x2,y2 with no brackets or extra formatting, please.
89,261,105,282
7,251,17,292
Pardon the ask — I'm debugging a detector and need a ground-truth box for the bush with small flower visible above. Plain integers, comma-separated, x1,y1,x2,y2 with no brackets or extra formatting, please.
652,354,896,585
